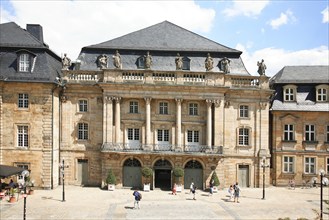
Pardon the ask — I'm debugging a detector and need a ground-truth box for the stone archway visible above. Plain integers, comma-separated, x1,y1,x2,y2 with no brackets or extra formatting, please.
123,158,142,188
184,160,203,189
153,159,172,189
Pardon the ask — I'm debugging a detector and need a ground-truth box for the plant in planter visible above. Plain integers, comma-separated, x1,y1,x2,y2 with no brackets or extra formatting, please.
9,188,17,203
173,167,184,192
141,167,153,191
25,176,35,195
106,169,116,191
211,171,220,193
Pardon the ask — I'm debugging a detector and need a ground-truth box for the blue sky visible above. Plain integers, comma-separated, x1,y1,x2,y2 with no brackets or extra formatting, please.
1,0,328,76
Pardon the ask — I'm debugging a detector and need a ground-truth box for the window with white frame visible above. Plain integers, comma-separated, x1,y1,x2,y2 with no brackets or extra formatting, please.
187,130,199,145
18,93,29,108
239,105,249,118
305,124,315,141
129,101,139,114
284,124,295,141
17,125,28,147
159,102,168,115
16,163,30,184
158,129,169,144
283,86,295,101
79,100,88,112
304,157,316,174
326,125,329,142
238,128,249,146
19,53,30,72
78,123,88,140
189,103,198,116
316,87,327,102
127,128,140,147
283,156,294,173
327,157,329,175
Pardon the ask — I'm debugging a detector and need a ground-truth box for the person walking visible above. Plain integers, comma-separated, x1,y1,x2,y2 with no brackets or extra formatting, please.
133,190,142,209
191,185,197,200
228,185,234,201
233,182,241,203
209,179,214,196
172,183,177,195
189,182,194,194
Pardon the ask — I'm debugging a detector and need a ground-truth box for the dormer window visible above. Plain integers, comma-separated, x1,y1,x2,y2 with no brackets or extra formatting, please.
137,57,145,69
182,56,190,70
316,85,328,102
16,50,36,73
283,85,297,102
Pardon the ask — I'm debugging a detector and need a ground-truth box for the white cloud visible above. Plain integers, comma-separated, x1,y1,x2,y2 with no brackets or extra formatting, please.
236,44,329,77
269,10,296,29
0,1,215,59
322,6,329,23
222,0,269,17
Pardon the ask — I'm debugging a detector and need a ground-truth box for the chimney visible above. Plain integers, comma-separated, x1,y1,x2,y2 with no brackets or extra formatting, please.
26,24,44,43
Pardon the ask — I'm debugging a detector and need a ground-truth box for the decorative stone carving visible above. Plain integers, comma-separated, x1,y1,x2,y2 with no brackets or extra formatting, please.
144,97,152,104
175,98,183,104
257,59,266,75
112,50,122,69
213,100,221,107
224,100,230,108
144,51,152,69
205,53,214,71
259,102,267,110
97,54,108,69
220,57,230,74
175,53,183,70
60,94,67,103
62,53,71,70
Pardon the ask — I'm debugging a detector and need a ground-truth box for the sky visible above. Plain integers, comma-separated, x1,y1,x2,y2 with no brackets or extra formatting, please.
1,0,328,77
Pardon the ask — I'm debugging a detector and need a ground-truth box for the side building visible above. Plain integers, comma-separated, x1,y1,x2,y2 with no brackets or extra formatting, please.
0,22,62,189
60,21,273,189
270,66,329,186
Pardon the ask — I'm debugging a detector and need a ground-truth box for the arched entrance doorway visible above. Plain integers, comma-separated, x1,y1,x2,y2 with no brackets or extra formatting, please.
184,160,203,189
154,159,172,189
123,158,142,188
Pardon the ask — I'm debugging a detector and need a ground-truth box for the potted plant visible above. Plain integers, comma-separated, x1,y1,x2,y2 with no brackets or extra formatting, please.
25,176,35,195
141,167,152,191
173,167,184,192
9,188,17,203
106,169,116,191
211,171,220,193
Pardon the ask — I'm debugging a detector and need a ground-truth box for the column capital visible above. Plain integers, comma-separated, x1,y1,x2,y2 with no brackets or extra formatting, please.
259,102,267,110
112,96,121,103
206,99,213,107
175,98,183,104
213,99,221,107
144,97,152,104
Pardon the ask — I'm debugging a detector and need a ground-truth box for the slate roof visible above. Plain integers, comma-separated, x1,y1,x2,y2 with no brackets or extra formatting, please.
0,22,62,83
270,66,329,112
78,21,250,75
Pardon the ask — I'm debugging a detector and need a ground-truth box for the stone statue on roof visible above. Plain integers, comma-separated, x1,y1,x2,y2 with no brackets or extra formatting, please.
205,53,214,71
220,57,230,74
112,50,122,69
257,59,266,76
144,51,152,69
175,53,183,70
97,54,108,69
62,53,71,70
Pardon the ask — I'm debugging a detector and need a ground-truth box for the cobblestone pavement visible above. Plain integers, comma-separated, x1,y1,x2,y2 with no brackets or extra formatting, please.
0,185,328,220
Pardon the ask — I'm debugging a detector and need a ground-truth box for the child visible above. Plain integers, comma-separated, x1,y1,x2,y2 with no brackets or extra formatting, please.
228,185,234,201
172,183,177,195
133,190,141,209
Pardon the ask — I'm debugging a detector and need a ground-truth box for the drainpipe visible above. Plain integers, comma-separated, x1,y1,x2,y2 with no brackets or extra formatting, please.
51,85,57,189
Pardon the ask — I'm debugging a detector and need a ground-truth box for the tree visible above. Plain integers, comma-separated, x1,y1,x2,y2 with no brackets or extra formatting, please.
211,171,220,186
173,167,184,184
141,167,153,184
106,169,116,185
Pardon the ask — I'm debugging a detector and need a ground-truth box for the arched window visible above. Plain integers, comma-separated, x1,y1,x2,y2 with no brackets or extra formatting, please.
123,158,141,167
184,160,203,169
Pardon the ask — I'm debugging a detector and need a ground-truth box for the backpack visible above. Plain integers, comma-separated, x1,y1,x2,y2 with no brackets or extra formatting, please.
137,192,142,200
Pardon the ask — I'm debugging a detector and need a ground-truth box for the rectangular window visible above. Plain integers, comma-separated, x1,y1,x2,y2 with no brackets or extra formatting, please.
326,125,329,142
19,54,30,72
159,102,168,115
187,130,199,143
128,128,140,141
327,158,329,175
284,124,294,141
283,156,294,173
304,157,316,174
239,105,249,118
317,88,327,101
79,100,88,112
158,129,169,142
238,128,249,146
284,88,294,101
18,93,29,108
189,103,198,116
17,125,28,147
305,124,315,141
129,101,139,114
78,123,88,140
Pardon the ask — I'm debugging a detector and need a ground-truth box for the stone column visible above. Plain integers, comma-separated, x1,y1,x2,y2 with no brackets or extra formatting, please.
175,98,183,149
145,97,152,145
206,99,213,147
103,96,113,143
113,97,121,144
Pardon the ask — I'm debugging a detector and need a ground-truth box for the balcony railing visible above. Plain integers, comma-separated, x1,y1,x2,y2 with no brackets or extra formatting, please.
63,69,269,89
101,143,223,155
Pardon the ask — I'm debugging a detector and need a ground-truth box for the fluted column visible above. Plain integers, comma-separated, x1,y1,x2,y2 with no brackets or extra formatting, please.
206,99,213,147
175,98,183,148
103,96,113,143
113,97,121,143
145,97,152,145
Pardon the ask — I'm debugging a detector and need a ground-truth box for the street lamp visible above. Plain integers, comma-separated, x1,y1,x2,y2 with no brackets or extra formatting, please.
21,170,30,220
59,159,69,202
319,169,325,220
260,156,268,200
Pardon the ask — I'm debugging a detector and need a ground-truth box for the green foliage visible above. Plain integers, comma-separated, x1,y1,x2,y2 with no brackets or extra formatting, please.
141,167,153,178
173,167,184,177
106,169,116,185
211,171,220,186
